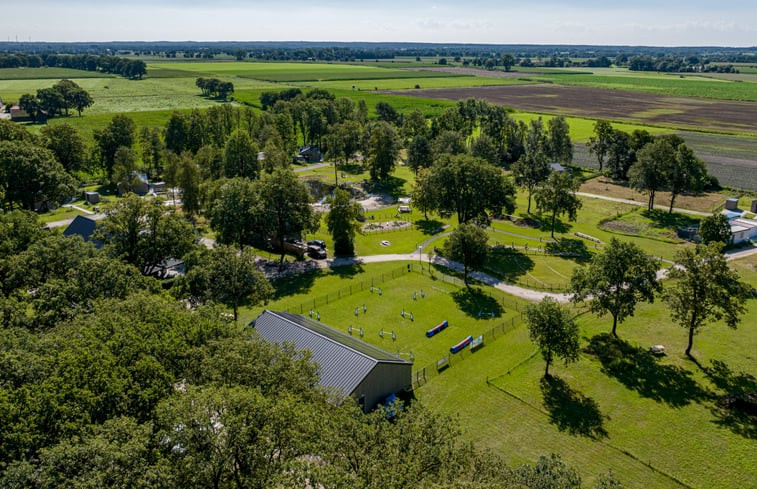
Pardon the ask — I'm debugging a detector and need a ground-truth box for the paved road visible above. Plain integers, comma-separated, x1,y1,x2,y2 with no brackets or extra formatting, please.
576,192,712,216
293,162,331,173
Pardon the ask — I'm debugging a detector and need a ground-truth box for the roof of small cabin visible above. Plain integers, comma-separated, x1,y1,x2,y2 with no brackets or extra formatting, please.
63,215,102,248
252,310,410,395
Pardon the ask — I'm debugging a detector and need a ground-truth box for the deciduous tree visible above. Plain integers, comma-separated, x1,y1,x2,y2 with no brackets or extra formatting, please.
94,114,136,179
664,243,750,357
587,119,613,172
443,223,489,286
326,188,362,256
570,238,661,337
525,297,580,377
366,121,400,181
698,213,732,246
534,171,582,238
182,245,272,321
40,123,87,173
428,154,515,224
629,138,673,211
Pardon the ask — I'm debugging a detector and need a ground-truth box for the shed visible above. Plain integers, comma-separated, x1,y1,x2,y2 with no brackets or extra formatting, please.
730,218,757,244
252,310,412,411
297,146,323,163
725,198,739,211
751,200,757,214
63,215,102,248
83,191,100,205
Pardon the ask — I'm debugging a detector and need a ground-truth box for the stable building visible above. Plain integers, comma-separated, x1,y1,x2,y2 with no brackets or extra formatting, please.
252,310,412,411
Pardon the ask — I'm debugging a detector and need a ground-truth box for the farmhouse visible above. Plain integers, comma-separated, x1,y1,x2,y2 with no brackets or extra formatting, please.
252,310,412,411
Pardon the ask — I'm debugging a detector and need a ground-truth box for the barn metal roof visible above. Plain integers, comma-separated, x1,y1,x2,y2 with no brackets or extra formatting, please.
252,310,410,395
63,215,102,249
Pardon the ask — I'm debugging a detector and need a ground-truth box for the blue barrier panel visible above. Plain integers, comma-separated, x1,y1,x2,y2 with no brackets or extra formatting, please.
426,320,449,338
450,335,473,353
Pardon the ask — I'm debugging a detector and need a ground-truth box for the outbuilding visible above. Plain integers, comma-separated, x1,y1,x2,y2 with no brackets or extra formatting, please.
252,310,412,411
63,215,102,248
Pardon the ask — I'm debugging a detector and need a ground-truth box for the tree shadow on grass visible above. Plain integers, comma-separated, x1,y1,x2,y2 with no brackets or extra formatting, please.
540,375,608,439
451,287,504,319
702,360,757,439
364,176,407,199
642,209,699,230
585,333,708,408
485,247,534,283
331,263,365,279
337,162,365,175
544,238,593,264
271,269,320,300
416,219,445,235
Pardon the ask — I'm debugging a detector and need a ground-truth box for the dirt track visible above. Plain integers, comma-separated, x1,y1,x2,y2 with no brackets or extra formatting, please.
388,84,757,135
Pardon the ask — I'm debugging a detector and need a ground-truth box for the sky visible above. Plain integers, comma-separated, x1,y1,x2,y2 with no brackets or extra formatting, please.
4,0,756,47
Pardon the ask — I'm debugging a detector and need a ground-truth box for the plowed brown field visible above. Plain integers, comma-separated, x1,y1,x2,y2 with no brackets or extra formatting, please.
389,84,757,134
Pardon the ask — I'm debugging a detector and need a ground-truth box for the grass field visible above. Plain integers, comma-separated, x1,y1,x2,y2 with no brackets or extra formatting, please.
146,61,465,82
0,67,116,80
534,72,757,102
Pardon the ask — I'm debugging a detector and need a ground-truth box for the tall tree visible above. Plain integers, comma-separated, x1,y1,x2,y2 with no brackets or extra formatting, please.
698,213,732,246
96,194,197,275
534,171,582,238
546,116,573,165
501,53,516,72
605,129,634,180
629,139,673,211
666,144,707,213
587,119,613,172
138,127,165,179
326,188,363,256
164,112,188,154
407,134,433,175
177,154,202,217
112,146,140,190
428,154,515,224
412,167,437,221
470,133,499,165
93,114,136,179
512,119,550,213
18,93,40,123
207,178,263,249
255,168,320,263
664,243,750,357
223,129,259,179
181,245,272,321
525,297,580,377
0,140,76,211
40,123,87,173
71,88,94,116
443,223,489,286
366,121,400,181
570,238,661,337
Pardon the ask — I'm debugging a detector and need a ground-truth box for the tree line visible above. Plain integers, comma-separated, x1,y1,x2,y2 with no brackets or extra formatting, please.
0,53,146,78
586,119,713,212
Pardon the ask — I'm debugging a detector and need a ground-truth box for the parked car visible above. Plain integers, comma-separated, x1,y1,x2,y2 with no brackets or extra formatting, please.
307,244,327,259
307,239,326,249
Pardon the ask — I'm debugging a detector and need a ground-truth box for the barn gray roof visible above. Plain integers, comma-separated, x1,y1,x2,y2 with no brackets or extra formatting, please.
63,215,102,249
252,310,410,395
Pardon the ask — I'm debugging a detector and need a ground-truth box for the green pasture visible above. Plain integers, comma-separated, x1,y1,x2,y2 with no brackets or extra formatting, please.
0,67,115,80
146,61,462,82
535,72,757,102
510,112,671,142
418,275,757,489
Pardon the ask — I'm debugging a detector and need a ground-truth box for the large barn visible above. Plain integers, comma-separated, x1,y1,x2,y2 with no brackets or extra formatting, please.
252,310,412,411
